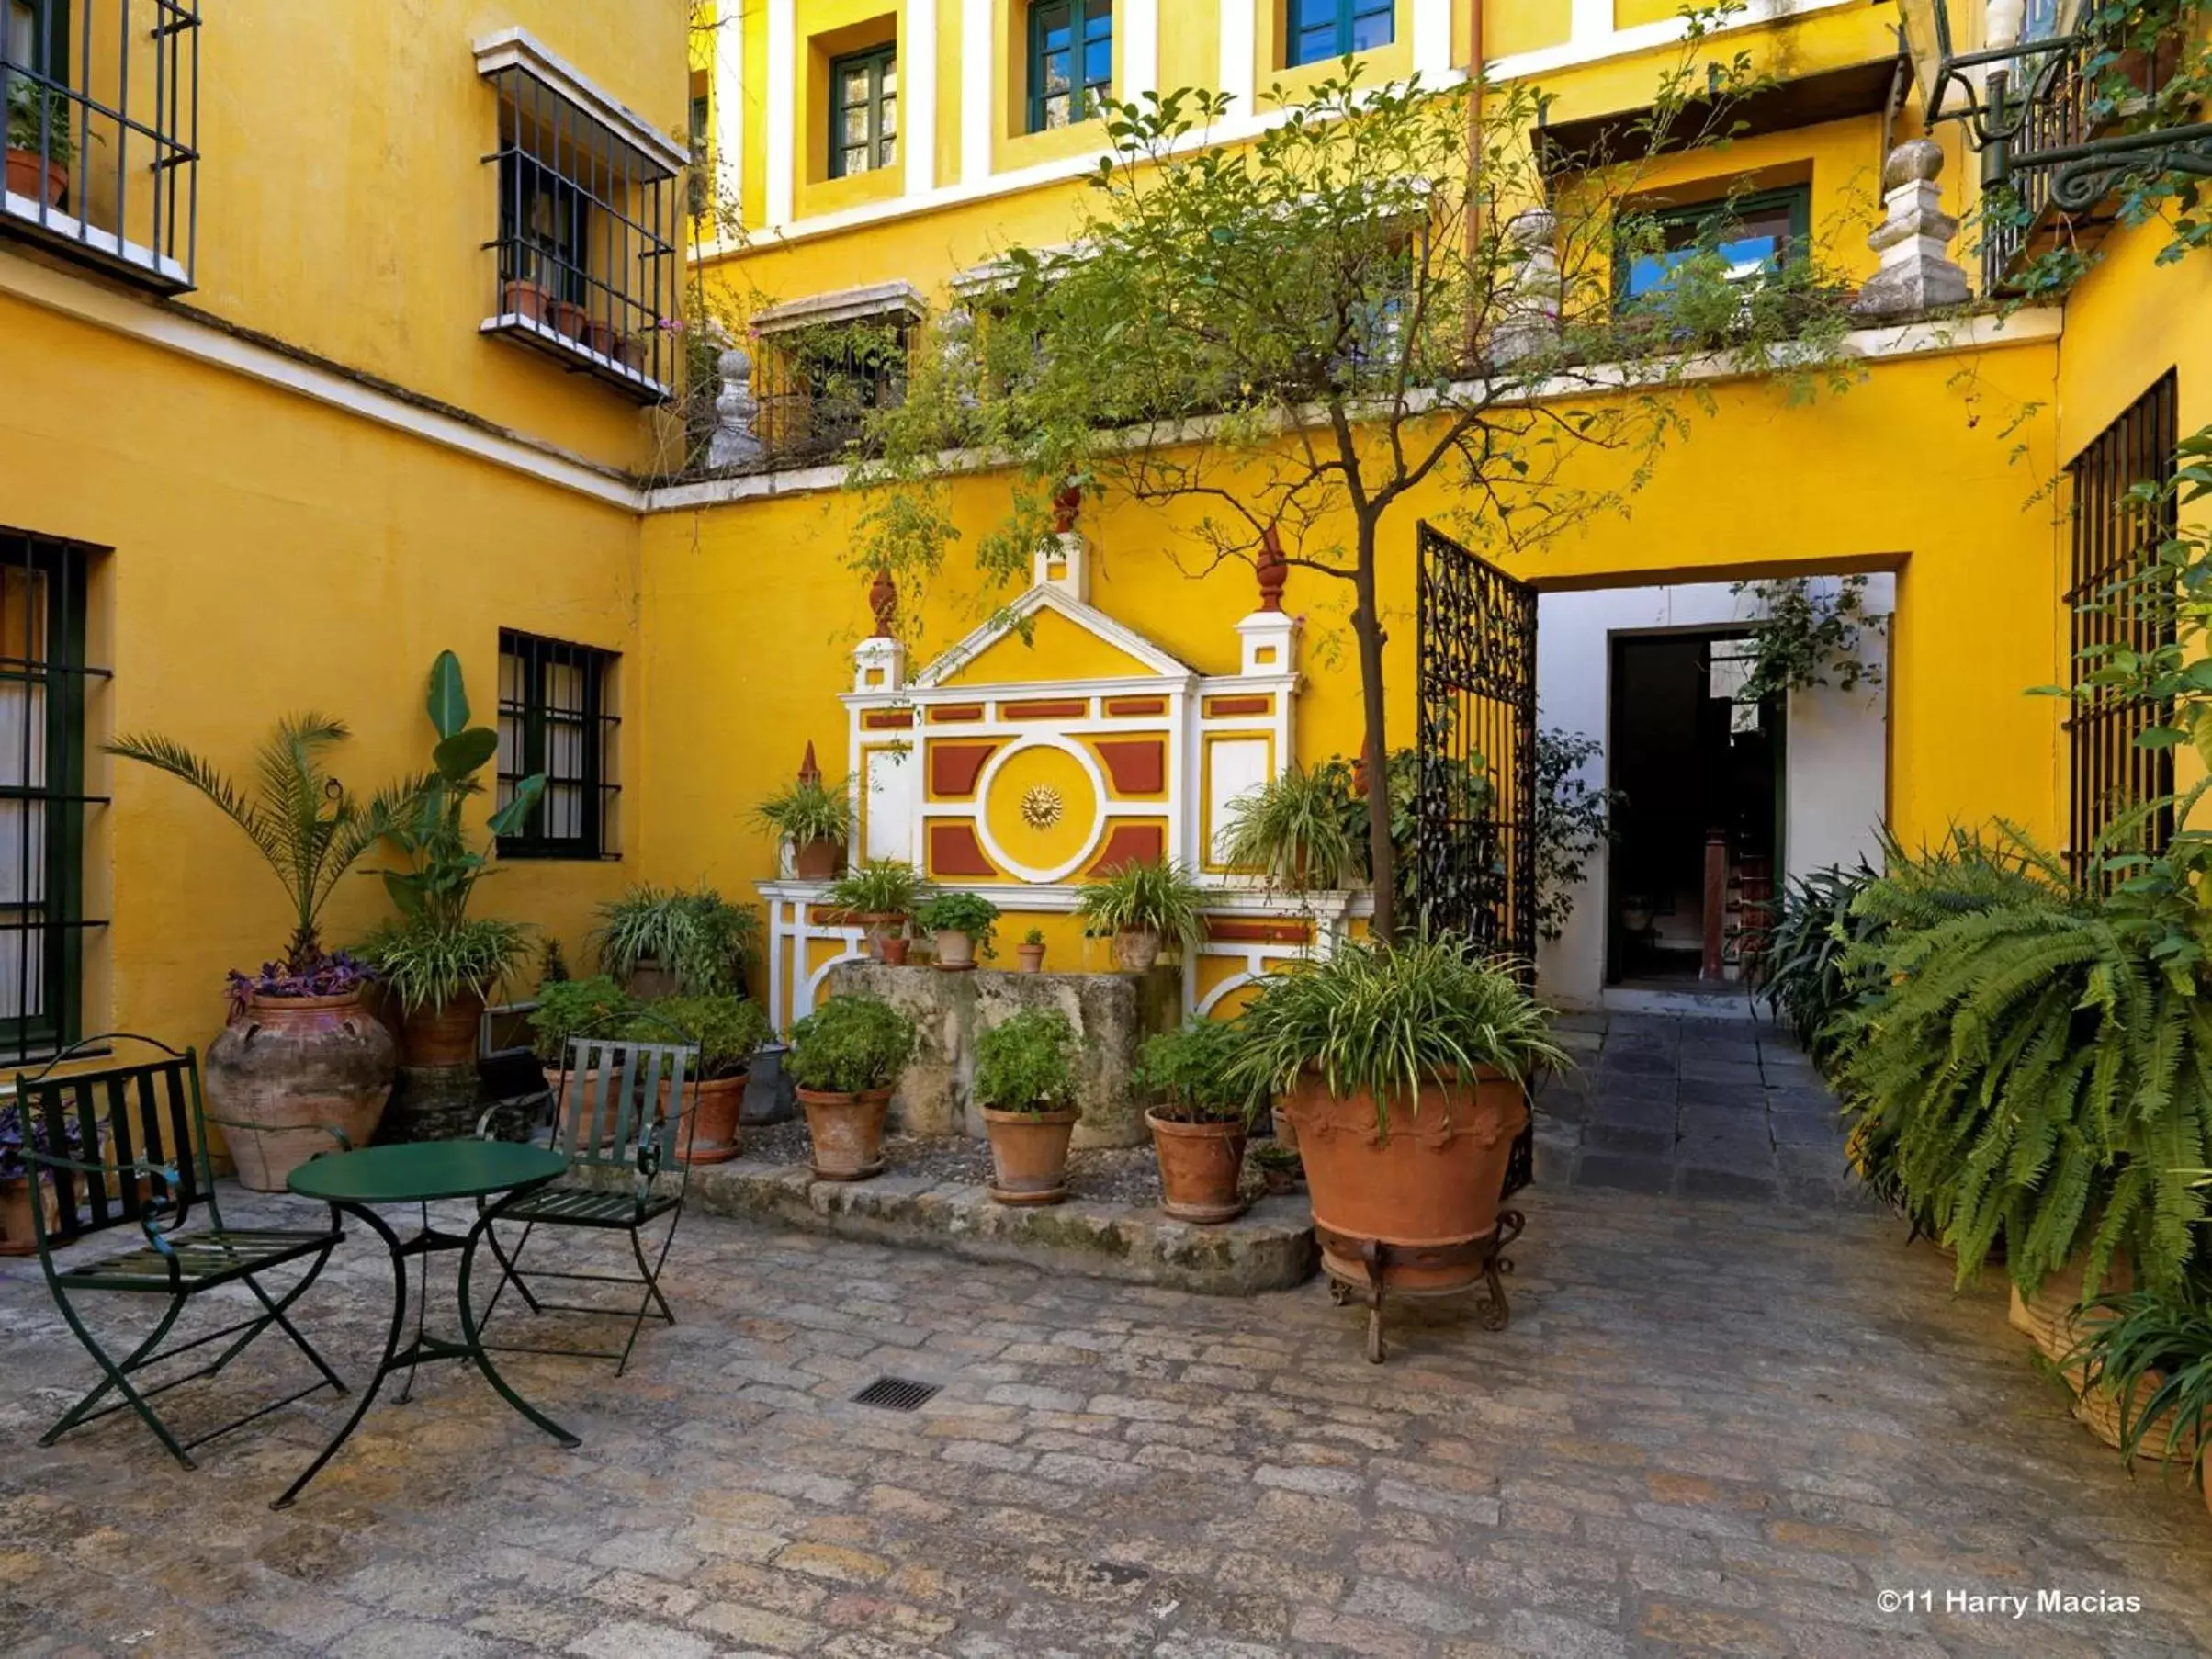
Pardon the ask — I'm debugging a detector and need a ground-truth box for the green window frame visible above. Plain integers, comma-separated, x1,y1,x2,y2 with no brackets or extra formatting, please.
496,629,620,861
828,44,897,180
0,527,99,1066
1288,0,1394,68
1618,185,1811,305
1028,0,1112,133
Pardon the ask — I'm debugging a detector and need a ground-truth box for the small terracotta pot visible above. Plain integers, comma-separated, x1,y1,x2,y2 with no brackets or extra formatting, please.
626,961,680,1001
982,1105,1078,1205
549,299,589,339
552,1068,616,1149
1115,929,1163,973
615,335,644,371
933,929,976,971
1284,1065,1526,1294
0,1175,54,1256
859,914,907,961
5,147,63,208
400,991,485,1068
681,1070,749,1165
1147,1110,1247,1224
1016,942,1045,974
801,1086,889,1180
583,318,620,359
502,278,552,322
794,838,844,881
880,936,912,966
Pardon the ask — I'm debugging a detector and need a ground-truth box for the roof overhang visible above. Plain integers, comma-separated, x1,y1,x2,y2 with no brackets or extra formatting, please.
1538,58,1907,175
474,28,690,177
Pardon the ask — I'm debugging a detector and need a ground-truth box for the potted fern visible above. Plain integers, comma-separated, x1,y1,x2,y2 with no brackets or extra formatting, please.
1218,762,1361,891
788,993,917,1179
827,860,926,965
756,773,851,880
975,1009,1083,1206
649,994,773,1164
5,78,74,207
1075,859,1205,972
1137,1020,1261,1223
595,884,756,999
914,890,999,971
1236,937,1565,1303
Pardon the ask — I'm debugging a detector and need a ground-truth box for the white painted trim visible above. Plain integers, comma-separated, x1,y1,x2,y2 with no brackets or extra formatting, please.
1125,0,1161,98
479,311,673,398
472,28,690,175
961,0,995,186
912,582,1199,686
968,734,1118,883
0,250,645,510
1413,0,1456,79
766,0,797,228
905,0,939,198
750,278,928,333
1219,0,1257,118
1,194,189,287
1489,0,1856,81
714,2,748,226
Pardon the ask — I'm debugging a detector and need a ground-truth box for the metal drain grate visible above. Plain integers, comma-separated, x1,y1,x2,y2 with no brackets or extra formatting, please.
852,1375,941,1411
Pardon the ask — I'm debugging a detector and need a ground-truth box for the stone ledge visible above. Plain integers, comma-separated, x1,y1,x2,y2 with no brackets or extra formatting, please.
654,1157,1317,1296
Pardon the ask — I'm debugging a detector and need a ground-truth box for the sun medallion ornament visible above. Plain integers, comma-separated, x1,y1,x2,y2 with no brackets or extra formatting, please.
1021,785,1066,830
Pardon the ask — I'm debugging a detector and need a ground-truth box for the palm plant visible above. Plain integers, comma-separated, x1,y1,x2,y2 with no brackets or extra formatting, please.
108,715,407,976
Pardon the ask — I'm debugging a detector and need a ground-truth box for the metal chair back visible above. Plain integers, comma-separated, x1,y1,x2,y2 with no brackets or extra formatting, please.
11,1035,214,1248
553,1034,697,1174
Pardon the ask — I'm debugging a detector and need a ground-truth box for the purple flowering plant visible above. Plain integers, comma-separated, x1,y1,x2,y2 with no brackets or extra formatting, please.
0,1100,82,1181
226,951,378,1020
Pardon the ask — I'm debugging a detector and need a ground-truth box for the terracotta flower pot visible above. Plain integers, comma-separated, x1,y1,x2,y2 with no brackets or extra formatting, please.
680,1071,749,1165
1147,1110,1247,1224
794,838,843,881
1016,943,1045,974
399,990,484,1068
552,1068,616,1149
5,147,64,208
859,913,907,961
933,929,977,971
626,960,679,1001
982,1105,1078,1205
1283,1065,1527,1294
2073,1367,2198,1462
880,935,912,966
1270,1103,1299,1154
205,990,396,1191
549,299,589,340
2010,1251,2135,1366
1115,929,1163,973
583,319,620,359
502,277,552,322
800,1086,889,1180
0,1174,56,1256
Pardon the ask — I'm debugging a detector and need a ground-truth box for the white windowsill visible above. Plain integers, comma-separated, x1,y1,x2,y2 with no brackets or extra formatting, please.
480,310,672,400
1,190,190,288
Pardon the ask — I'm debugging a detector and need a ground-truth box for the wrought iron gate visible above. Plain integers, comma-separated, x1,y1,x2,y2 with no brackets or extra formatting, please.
1416,522,1539,1197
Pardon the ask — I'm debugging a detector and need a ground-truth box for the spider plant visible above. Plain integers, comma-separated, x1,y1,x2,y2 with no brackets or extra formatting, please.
1218,762,1361,891
1074,859,1205,955
2071,1285,2212,1483
595,884,758,996
753,774,852,848
826,859,927,918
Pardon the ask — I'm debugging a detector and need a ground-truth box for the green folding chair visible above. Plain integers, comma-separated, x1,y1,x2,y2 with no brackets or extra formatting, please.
472,1030,697,1375
17,1035,348,1469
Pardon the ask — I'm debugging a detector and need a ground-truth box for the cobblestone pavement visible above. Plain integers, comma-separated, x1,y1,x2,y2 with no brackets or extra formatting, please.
4,1170,2210,1658
1535,1010,1871,1211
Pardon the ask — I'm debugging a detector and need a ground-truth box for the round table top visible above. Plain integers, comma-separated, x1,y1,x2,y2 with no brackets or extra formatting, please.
288,1140,568,1204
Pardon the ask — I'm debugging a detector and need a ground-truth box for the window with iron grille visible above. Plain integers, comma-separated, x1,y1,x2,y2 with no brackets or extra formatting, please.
2066,370,2178,881
480,36,682,402
0,0,200,290
1288,0,1394,66
829,44,897,179
755,318,911,459
1619,186,1810,304
497,631,619,861
0,529,104,1065
1029,0,1112,132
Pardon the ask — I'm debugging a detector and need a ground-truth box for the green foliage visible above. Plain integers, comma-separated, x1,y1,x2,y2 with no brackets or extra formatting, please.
1219,762,1363,892
107,715,406,975
1755,859,1880,1062
913,890,1001,952
1136,1020,1260,1125
2073,1283,2212,1483
1074,859,1205,956
1732,575,1885,699
1234,936,1567,1128
1022,927,1045,947
974,1009,1081,1113
826,859,927,917
359,915,533,1015
787,994,917,1093
540,938,571,985
645,994,773,1079
1532,729,1622,944
753,775,851,848
529,975,636,1063
595,884,758,996
6,78,75,165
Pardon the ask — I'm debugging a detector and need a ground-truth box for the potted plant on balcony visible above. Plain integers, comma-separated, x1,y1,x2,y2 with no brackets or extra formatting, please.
1016,927,1047,973
5,79,73,208
755,772,850,880
1236,936,1566,1302
595,884,756,999
109,717,405,1191
915,890,999,971
651,994,773,1164
788,993,917,1180
827,860,925,965
975,1009,1083,1206
1138,1020,1261,1224
0,1101,80,1256
1075,859,1205,972
359,652,546,1067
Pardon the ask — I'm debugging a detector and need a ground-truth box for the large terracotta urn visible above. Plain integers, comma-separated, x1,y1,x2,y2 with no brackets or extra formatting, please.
1283,1065,1526,1293
205,991,395,1190
399,990,484,1068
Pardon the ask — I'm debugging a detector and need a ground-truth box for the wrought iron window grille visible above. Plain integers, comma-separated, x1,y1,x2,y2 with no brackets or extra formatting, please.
751,316,915,462
497,629,620,862
478,36,683,404
0,0,199,290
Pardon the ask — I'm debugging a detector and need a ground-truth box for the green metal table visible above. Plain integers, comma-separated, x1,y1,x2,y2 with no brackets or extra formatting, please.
275,1140,577,1508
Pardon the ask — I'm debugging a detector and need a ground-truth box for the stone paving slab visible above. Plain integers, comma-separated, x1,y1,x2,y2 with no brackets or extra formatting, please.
3,1175,2210,1657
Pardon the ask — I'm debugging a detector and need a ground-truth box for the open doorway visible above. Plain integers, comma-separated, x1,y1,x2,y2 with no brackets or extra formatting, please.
1605,630,1783,986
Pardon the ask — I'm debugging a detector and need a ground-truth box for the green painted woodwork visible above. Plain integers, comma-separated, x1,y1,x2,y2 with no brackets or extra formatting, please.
287,1139,567,1205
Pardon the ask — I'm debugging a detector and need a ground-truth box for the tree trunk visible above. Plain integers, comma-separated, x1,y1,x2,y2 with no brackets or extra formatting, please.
1352,517,1397,944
